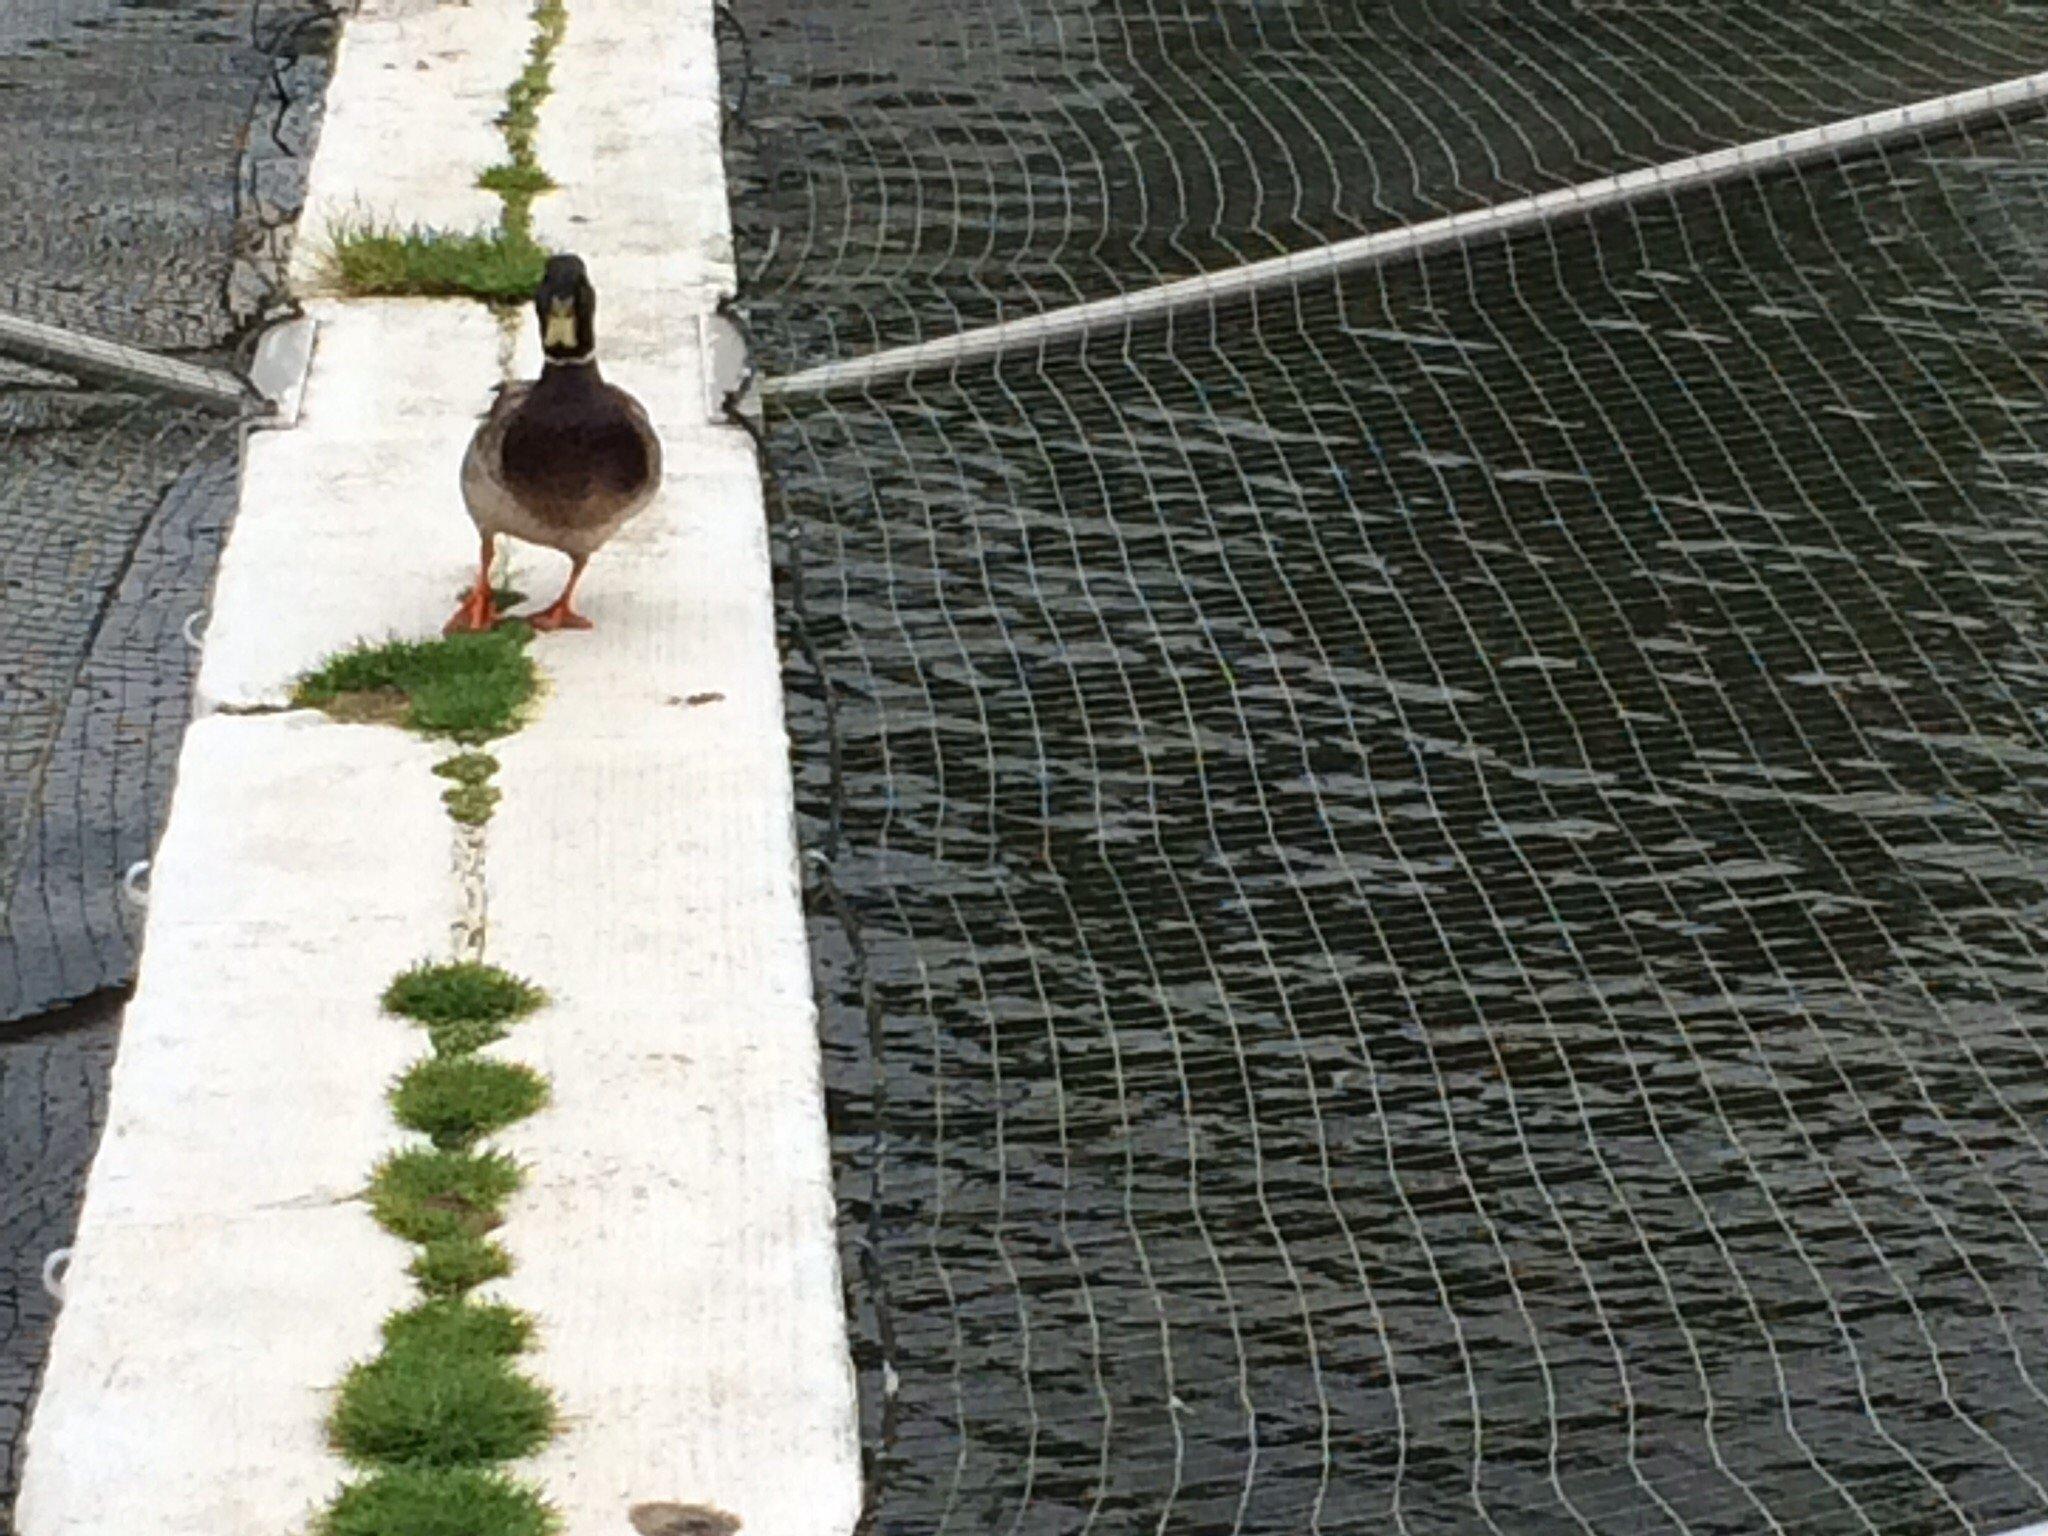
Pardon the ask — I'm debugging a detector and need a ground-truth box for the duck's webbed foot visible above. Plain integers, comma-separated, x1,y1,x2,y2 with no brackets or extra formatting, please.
444,534,501,634
528,556,594,632
529,601,594,632
445,586,502,634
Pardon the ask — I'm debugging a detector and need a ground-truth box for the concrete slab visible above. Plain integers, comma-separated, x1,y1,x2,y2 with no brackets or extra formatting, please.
488,101,858,1536
291,0,532,292
530,0,735,291
12,714,448,1534
76,716,453,1226
16,1208,408,1536
196,299,498,711
489,725,857,1536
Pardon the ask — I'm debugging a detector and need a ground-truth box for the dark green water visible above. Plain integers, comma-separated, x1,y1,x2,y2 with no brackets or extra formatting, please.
727,4,2048,1531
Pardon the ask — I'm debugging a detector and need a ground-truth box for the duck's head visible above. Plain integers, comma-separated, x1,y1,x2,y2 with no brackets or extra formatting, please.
535,254,596,364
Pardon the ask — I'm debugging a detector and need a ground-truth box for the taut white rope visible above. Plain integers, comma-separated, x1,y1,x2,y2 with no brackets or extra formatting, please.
762,68,2048,401
0,310,251,411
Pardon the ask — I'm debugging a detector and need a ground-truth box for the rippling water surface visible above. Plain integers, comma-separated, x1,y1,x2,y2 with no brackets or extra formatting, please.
727,4,2048,1531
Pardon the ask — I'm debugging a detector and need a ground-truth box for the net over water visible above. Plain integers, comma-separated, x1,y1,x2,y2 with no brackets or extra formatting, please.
724,3,2048,1533
0,0,330,1024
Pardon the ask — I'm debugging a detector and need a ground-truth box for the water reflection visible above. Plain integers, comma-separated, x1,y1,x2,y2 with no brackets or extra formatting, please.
737,6,2048,1532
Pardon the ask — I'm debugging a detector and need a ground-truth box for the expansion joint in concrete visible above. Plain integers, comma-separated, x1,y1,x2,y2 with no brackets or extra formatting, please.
452,818,490,964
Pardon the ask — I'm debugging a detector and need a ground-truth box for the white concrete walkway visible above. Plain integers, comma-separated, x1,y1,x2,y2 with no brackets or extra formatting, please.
14,0,859,1531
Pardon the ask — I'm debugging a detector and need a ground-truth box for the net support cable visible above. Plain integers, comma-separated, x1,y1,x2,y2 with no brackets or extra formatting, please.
0,309,251,411
761,66,2048,402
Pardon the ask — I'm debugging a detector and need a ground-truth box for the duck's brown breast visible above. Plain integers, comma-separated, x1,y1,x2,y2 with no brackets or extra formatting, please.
498,377,659,530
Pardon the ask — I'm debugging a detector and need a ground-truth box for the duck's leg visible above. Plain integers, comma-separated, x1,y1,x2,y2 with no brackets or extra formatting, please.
529,554,595,632
444,533,501,634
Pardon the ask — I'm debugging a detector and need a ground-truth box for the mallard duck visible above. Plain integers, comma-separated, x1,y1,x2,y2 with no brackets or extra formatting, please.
446,254,663,634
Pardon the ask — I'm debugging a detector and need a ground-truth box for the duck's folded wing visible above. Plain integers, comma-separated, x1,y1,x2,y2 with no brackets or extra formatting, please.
617,388,664,491
460,382,536,527
482,379,534,422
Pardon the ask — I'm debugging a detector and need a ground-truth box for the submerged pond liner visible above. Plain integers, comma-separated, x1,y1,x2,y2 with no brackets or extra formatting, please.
730,3,2048,1533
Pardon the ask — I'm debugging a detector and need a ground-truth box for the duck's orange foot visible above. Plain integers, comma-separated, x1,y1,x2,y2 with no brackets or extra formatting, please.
444,588,501,635
528,600,594,633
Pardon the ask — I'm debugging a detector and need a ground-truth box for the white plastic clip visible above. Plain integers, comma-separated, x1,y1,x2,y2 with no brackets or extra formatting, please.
41,1248,72,1303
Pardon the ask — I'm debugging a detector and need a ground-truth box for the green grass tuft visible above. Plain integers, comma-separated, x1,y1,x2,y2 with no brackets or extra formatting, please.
410,1236,514,1298
478,161,556,198
433,752,501,787
382,1299,535,1361
384,963,546,1030
393,1057,550,1150
330,1349,555,1467
499,0,567,160
493,0,567,239
429,1018,511,1057
370,1148,523,1245
436,751,504,824
296,626,537,739
323,1469,557,1536
322,221,549,301
443,783,502,826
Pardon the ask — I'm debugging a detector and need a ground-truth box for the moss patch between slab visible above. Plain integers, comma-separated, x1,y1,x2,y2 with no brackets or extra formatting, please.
434,750,505,825
370,1147,524,1245
427,1018,513,1056
384,962,546,1033
321,1468,556,1536
445,783,501,826
410,1235,516,1299
330,1348,555,1467
487,0,568,240
296,627,537,740
394,1057,551,1150
434,753,501,786
383,1300,536,1362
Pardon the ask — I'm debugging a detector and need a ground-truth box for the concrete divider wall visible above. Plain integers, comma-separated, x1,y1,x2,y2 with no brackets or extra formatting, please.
13,0,861,1531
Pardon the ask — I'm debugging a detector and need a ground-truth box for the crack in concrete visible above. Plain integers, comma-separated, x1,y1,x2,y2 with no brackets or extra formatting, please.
452,819,489,965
